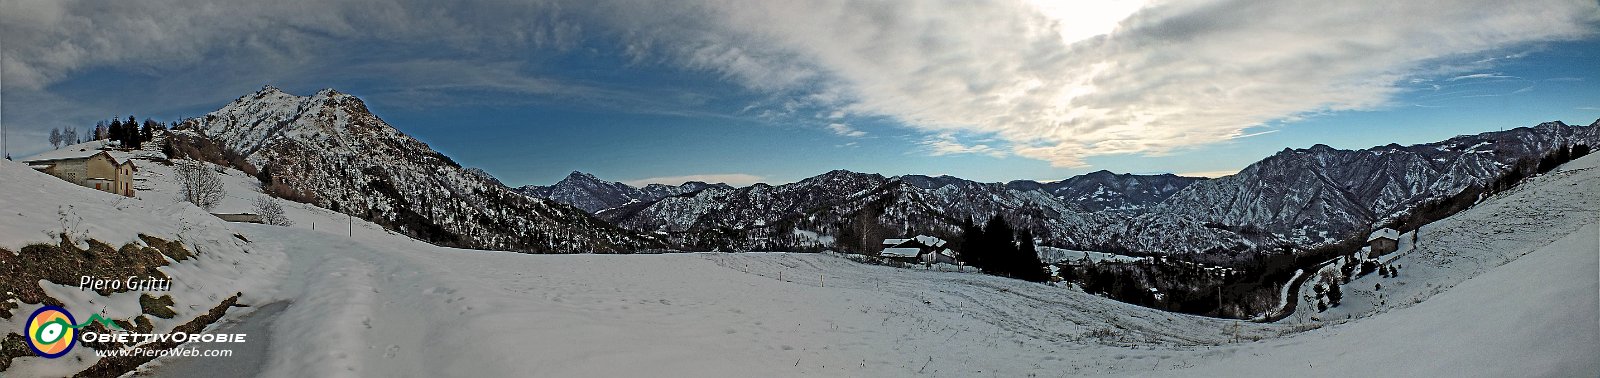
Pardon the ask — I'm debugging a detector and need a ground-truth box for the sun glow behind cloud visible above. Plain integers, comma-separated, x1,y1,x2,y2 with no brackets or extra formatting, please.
1024,0,1147,45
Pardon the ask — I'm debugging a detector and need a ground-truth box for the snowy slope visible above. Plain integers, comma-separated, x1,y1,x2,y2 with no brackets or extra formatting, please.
164,224,1292,377
1164,221,1597,376
1144,152,1600,376
0,158,287,377
1282,151,1600,324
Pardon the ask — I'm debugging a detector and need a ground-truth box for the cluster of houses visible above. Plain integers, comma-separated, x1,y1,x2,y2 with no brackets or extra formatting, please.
20,140,138,197
878,235,958,265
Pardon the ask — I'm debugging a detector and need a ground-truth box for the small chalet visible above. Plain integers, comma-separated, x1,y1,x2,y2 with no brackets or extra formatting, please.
880,235,958,264
21,141,137,197
1367,228,1399,257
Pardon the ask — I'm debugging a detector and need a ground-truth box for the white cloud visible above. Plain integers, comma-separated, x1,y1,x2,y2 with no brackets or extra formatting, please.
0,0,580,90
826,123,866,138
1446,72,1519,82
612,0,1599,167
623,173,765,187
922,133,1007,158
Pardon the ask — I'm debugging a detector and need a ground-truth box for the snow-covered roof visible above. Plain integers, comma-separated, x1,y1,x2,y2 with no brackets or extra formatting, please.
20,140,135,166
21,140,110,161
913,235,947,248
883,235,947,248
881,248,921,258
1368,228,1400,242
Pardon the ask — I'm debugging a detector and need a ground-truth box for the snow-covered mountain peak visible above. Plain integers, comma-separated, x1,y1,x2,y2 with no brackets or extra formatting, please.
313,87,348,98
187,86,395,158
563,170,605,183
1534,120,1570,129
254,84,287,95
172,87,665,252
516,170,732,214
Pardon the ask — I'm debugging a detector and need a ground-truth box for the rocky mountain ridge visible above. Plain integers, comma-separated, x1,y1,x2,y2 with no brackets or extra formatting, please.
175,86,666,253
514,171,730,213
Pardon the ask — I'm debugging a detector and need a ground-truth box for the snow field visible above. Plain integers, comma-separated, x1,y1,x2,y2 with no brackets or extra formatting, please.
1,150,1594,377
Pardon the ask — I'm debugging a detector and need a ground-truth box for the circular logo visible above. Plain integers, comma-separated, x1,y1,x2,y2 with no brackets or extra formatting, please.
25,306,77,359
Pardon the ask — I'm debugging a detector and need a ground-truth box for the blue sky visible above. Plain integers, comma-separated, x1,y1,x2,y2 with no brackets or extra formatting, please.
2,1,1598,187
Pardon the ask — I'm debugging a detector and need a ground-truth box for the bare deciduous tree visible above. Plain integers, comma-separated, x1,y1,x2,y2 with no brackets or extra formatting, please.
177,161,225,211
255,196,292,226
49,128,63,149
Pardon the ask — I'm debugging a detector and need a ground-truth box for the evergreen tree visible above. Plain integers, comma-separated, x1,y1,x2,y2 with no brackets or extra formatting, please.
141,119,157,144
112,119,126,145
1014,229,1049,282
109,118,123,141
982,214,1016,274
958,216,986,269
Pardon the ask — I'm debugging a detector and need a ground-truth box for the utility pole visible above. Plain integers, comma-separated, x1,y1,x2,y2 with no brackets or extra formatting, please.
1,29,7,161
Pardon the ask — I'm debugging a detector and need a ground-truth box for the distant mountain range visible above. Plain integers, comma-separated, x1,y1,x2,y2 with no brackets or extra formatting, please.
176,86,1599,258
1119,121,1598,255
514,171,731,213
1004,171,1204,213
526,121,1599,255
